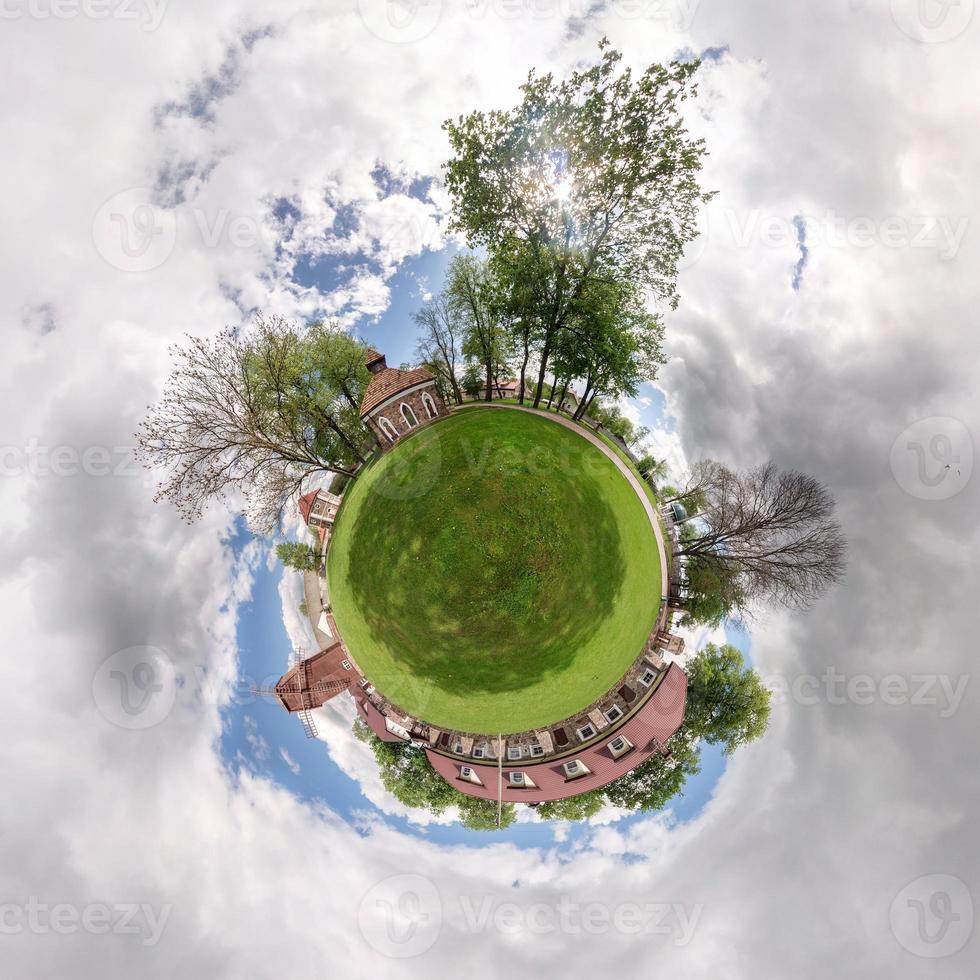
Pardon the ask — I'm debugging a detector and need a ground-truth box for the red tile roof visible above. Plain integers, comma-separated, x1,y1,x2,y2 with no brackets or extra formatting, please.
425,663,688,803
365,347,385,368
298,489,320,524
359,366,435,416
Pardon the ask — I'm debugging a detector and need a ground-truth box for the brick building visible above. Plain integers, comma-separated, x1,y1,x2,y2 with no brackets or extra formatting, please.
298,488,342,532
359,349,448,448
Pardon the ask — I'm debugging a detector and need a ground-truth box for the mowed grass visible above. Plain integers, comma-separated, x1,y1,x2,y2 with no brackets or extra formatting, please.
328,408,661,733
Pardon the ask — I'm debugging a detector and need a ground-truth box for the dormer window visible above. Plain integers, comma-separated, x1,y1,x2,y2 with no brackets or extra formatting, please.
341,659,352,671
563,759,590,779
460,766,482,785
609,735,634,759
509,772,525,786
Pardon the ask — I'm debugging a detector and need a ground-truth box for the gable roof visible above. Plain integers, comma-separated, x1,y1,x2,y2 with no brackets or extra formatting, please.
359,366,435,416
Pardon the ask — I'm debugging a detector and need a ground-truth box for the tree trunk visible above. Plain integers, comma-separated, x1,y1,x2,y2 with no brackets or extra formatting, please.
484,360,493,401
532,333,552,409
518,345,530,405
325,416,365,464
556,377,570,414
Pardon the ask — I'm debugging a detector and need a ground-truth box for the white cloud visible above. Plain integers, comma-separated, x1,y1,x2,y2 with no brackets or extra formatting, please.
3,3,978,978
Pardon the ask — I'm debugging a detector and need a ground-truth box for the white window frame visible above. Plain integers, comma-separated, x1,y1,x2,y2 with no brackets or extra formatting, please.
530,743,545,757
507,746,523,760
509,772,525,786
400,402,419,429
472,746,485,759
609,735,634,759
341,659,352,671
576,723,597,742
638,668,657,687
377,416,399,443
603,705,624,724
421,389,438,419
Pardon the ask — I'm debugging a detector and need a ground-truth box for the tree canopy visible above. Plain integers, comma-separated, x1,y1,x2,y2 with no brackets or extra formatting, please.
275,541,322,573
137,316,372,532
443,41,711,406
353,721,517,830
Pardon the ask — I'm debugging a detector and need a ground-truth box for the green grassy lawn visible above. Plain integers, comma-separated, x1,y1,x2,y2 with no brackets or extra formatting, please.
328,407,662,733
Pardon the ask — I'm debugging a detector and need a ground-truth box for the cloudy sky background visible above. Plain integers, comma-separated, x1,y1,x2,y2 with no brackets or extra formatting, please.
2,0,978,976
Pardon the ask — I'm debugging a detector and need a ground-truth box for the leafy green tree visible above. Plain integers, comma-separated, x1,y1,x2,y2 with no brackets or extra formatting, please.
276,541,322,573
457,795,517,831
461,362,484,399
635,453,668,488
354,721,517,828
682,644,771,754
677,556,748,628
354,721,459,814
587,401,649,446
448,255,512,401
536,790,607,821
444,41,712,406
602,739,701,812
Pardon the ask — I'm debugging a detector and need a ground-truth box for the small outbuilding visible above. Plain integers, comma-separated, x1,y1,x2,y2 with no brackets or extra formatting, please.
358,349,448,448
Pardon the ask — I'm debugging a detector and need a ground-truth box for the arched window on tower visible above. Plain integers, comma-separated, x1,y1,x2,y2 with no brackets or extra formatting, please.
421,390,438,419
400,402,419,429
377,416,399,443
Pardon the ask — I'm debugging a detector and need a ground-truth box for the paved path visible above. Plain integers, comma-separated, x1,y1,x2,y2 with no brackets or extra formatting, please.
303,569,333,649
454,403,669,598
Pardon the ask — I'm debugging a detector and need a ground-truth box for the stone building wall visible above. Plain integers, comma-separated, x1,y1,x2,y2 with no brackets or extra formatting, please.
367,383,449,447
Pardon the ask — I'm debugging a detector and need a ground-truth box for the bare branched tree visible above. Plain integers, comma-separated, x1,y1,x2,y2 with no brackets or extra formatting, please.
136,318,370,532
676,461,846,612
414,294,464,405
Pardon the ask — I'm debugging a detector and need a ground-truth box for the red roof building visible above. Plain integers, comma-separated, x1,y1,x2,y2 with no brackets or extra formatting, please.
299,488,342,530
424,663,688,804
275,644,359,714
